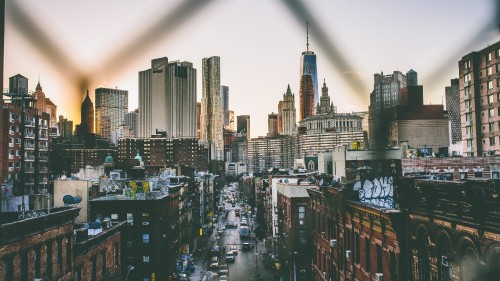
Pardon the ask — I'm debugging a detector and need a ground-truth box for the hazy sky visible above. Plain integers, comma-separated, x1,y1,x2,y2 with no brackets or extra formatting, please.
4,0,499,138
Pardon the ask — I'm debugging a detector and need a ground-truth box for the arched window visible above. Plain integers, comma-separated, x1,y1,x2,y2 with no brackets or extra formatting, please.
416,227,431,281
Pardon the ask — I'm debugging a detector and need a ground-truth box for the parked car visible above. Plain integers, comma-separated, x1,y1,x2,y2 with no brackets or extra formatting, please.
219,275,228,281
219,264,229,275
242,242,251,251
225,252,235,262
210,256,219,269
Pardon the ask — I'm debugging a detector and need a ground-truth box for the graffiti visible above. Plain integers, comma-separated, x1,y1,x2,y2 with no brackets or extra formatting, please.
18,209,47,220
353,176,394,208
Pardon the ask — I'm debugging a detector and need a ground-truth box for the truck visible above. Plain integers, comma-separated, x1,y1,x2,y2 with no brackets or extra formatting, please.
239,226,250,239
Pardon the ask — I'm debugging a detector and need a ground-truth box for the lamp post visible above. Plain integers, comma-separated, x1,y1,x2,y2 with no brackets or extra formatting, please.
125,265,135,281
293,251,298,281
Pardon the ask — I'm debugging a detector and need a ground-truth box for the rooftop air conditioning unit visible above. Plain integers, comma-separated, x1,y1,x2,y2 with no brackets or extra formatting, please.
345,250,352,260
321,232,325,238
375,273,383,281
330,239,337,248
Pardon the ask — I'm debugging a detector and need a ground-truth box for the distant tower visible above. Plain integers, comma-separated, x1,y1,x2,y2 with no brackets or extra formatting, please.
95,87,128,139
407,69,418,86
300,21,319,112
299,73,315,120
268,113,278,137
446,78,461,144
221,85,231,129
197,102,201,139
124,109,139,137
281,85,297,135
201,56,224,160
81,90,94,135
316,79,336,114
237,115,251,141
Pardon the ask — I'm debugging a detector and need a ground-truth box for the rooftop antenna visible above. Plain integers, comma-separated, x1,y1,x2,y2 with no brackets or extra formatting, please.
306,20,309,51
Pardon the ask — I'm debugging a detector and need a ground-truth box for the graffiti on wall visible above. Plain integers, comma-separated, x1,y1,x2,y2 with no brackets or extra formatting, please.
353,176,394,208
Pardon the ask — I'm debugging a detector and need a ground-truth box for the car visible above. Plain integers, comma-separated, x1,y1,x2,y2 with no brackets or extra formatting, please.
219,264,229,275
225,252,235,262
219,275,228,281
229,245,238,255
209,256,219,269
242,242,251,251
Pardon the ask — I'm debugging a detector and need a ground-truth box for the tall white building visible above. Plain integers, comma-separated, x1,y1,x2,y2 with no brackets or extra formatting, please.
200,56,224,160
95,87,128,140
138,57,197,138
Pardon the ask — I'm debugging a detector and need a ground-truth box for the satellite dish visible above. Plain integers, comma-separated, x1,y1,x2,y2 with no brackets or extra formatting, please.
284,179,289,184
73,196,82,204
63,195,75,205
82,223,89,229
89,221,101,229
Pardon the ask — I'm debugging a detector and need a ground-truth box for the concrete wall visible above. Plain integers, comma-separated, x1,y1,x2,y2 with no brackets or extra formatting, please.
54,180,91,223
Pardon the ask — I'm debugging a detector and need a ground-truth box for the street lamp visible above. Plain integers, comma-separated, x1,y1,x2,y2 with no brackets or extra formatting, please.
293,251,298,281
125,265,135,281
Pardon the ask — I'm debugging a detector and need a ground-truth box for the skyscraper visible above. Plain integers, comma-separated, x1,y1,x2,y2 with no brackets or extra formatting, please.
124,109,139,137
368,71,407,149
299,74,315,120
300,22,319,111
237,115,251,141
221,85,231,129
139,58,197,139
34,82,57,126
268,113,279,137
280,85,297,135
95,87,128,140
407,69,418,86
445,79,461,145
80,90,94,135
201,56,224,160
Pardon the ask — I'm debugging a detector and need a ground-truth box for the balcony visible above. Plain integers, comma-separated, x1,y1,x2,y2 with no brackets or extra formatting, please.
25,133,35,139
39,145,48,151
9,118,15,123
466,120,473,126
466,146,474,152
25,144,35,150
8,154,14,160
39,134,48,140
464,93,472,100
9,130,15,135
25,120,35,127
9,142,14,148
464,107,472,113
464,81,471,87
39,123,48,129
466,133,473,139
39,167,48,173
463,67,470,74
39,156,49,162
25,180,35,185
8,167,14,172
40,177,48,184
25,167,35,173
25,155,35,161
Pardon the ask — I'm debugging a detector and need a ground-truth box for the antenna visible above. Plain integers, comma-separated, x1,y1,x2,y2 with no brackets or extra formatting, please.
306,20,309,51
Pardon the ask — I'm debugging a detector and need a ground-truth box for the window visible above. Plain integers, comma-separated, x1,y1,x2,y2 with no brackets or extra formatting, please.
475,171,483,178
355,233,361,264
111,213,118,220
365,238,371,272
75,266,82,281
57,239,63,274
489,94,495,103
488,80,493,90
490,123,495,132
490,108,495,117
465,112,472,121
142,233,150,244
114,243,120,267
143,256,150,263
376,244,383,273
46,241,53,278
488,66,493,76
490,137,496,146
487,52,492,62
34,246,41,277
298,205,305,225
91,256,97,281
66,237,72,272
127,213,134,225
20,251,28,281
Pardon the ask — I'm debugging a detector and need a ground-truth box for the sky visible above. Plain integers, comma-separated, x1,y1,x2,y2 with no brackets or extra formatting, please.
4,0,499,138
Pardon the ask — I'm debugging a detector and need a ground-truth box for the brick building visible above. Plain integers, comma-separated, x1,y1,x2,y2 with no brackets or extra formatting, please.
398,178,500,281
0,207,79,281
73,221,124,281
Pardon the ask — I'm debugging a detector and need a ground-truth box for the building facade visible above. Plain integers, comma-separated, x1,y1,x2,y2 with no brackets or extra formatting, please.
200,56,224,160
446,78,461,146
222,85,231,129
280,85,297,136
300,25,319,109
268,113,279,137
139,58,197,139
237,115,251,141
34,81,57,126
95,87,128,140
80,90,94,136
124,109,139,137
459,42,500,157
299,74,315,121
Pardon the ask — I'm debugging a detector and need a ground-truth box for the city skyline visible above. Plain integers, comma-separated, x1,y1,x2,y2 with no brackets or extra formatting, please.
3,0,498,138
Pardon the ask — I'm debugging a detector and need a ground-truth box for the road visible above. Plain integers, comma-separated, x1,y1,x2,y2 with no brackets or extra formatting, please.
215,202,274,281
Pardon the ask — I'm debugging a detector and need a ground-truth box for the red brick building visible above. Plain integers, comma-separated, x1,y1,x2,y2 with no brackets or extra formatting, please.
73,221,124,281
0,207,79,281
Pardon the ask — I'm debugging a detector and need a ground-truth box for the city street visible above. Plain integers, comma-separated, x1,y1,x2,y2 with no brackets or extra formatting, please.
191,184,274,281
